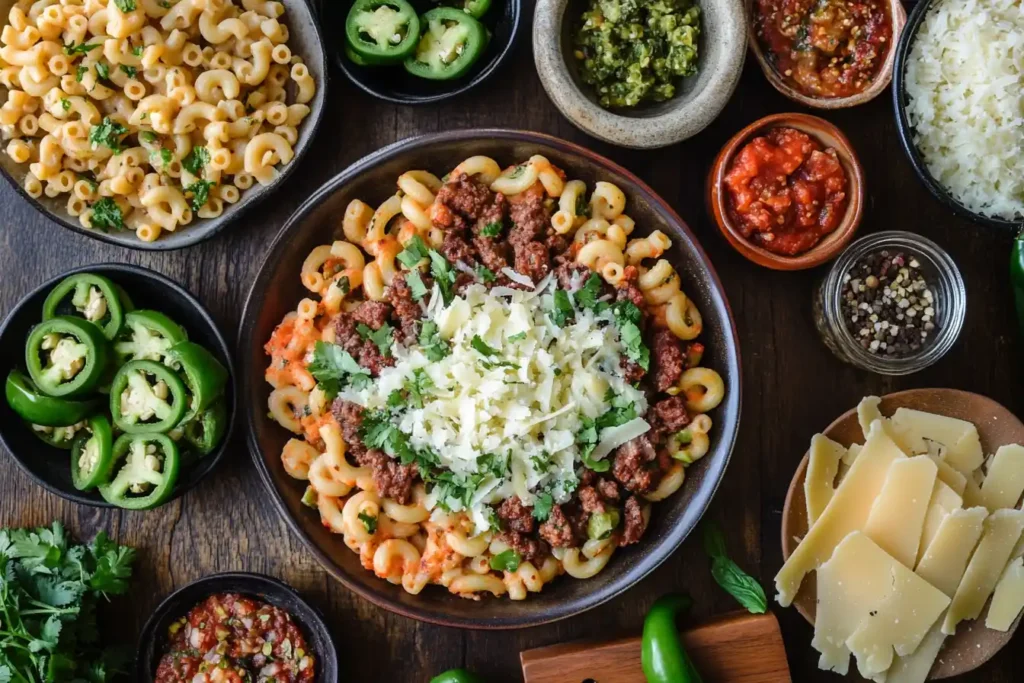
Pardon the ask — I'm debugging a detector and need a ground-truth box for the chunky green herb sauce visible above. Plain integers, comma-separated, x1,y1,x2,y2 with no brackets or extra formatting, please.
573,0,701,109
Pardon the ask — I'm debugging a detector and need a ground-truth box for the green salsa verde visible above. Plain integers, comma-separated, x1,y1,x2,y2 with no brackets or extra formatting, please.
573,0,701,109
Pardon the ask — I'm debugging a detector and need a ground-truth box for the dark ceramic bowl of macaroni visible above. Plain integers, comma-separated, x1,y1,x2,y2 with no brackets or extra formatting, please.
239,129,742,628
0,263,235,507
137,572,338,682
0,0,328,250
327,0,522,104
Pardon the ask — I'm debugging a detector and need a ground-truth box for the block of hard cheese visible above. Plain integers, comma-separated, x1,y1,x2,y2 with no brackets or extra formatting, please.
915,507,988,597
883,617,948,683
916,480,963,567
943,509,1024,634
806,434,845,526
985,556,1024,631
775,421,907,607
979,444,1024,511
891,408,983,474
864,456,937,568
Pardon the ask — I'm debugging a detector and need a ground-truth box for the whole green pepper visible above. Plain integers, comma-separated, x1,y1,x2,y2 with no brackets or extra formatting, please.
641,594,703,683
1011,229,1024,338
429,670,484,683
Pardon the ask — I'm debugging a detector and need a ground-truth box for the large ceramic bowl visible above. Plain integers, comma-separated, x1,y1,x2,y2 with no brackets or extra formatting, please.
239,129,742,628
0,0,328,250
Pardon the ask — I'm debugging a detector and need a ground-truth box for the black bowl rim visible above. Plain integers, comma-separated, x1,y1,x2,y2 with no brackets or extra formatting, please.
238,128,743,629
0,262,237,508
332,0,523,105
134,571,339,681
891,0,1022,232
0,0,330,252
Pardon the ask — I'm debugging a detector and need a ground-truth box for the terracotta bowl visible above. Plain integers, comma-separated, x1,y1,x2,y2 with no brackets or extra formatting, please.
707,113,864,270
781,389,1024,679
239,129,742,629
745,0,906,109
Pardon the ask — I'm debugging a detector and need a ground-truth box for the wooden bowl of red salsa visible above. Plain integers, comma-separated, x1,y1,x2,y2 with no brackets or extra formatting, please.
707,113,864,270
746,0,906,109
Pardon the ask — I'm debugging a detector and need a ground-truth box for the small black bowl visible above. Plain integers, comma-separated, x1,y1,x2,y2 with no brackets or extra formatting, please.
326,0,522,104
892,0,1021,232
135,572,339,682
0,264,236,508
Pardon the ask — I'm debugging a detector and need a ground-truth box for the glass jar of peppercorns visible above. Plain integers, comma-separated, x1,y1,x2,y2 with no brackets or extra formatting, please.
813,231,966,375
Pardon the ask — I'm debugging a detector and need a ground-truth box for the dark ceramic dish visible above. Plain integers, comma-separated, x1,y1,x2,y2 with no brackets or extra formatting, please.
892,0,1020,232
0,264,236,507
0,0,328,251
239,129,742,629
326,0,522,105
136,572,339,682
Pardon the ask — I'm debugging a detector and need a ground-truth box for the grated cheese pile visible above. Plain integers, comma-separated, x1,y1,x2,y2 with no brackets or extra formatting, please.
340,275,649,533
904,0,1024,220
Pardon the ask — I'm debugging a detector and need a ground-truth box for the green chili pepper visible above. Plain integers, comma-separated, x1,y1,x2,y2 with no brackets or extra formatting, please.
461,0,492,18
5,369,100,426
42,273,125,340
70,414,114,491
109,359,188,433
29,422,84,450
165,341,228,418
113,309,188,363
404,7,487,80
346,0,421,64
99,432,180,509
641,594,703,683
429,669,484,683
26,316,110,397
183,397,228,456
587,508,621,540
1011,229,1024,339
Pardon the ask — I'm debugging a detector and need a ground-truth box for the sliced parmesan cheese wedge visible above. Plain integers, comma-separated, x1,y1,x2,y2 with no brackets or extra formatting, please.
979,444,1024,511
864,456,937,568
926,453,967,496
775,421,907,607
916,507,988,596
857,396,923,454
942,508,1024,634
883,616,948,683
986,556,1024,631
916,480,964,568
891,408,984,474
843,443,862,466
806,434,845,526
963,473,985,508
858,396,884,439
588,417,650,462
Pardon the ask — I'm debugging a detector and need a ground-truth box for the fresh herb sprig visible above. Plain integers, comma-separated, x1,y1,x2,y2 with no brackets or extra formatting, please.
702,522,767,614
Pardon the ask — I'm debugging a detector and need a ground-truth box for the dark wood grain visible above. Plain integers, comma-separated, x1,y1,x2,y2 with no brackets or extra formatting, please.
1,3,1022,680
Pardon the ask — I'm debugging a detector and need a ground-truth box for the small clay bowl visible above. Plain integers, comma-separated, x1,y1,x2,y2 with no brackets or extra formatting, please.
781,389,1024,679
707,113,864,270
745,0,906,109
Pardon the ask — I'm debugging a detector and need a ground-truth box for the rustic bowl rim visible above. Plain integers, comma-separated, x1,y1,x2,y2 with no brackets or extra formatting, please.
0,0,328,251
745,0,906,109
891,0,1021,232
532,0,746,149
239,128,743,629
0,263,236,508
707,112,865,271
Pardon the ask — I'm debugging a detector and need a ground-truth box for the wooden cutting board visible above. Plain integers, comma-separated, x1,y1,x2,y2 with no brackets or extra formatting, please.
520,611,791,683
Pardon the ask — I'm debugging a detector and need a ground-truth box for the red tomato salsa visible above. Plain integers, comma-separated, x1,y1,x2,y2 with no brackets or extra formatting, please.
723,127,848,256
754,0,891,99
155,593,315,682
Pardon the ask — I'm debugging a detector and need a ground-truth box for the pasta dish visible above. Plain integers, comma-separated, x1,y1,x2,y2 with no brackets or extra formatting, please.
0,0,316,242
264,154,725,599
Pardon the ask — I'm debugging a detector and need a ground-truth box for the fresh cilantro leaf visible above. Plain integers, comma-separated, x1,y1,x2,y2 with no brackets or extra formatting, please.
64,42,99,56
132,45,143,56
308,341,370,399
405,270,428,301
0,665,11,683
113,0,137,11
139,130,157,143
550,289,574,326
618,320,650,371
475,264,496,283
418,321,449,362
89,198,123,231
356,323,393,358
470,335,499,357
182,145,210,177
480,220,502,237
507,165,526,180
119,64,137,78
477,452,507,479
60,98,71,112
428,249,456,304
88,117,127,153
397,235,429,269
336,276,351,295
387,390,404,408
508,331,527,342
77,172,98,191
357,512,378,535
158,148,172,166
184,179,213,211
404,368,433,409
574,274,607,312
575,192,590,218
489,549,521,572
703,523,767,614
87,532,135,596
76,65,88,82
613,300,643,326
532,492,554,521
581,453,611,472
95,62,111,81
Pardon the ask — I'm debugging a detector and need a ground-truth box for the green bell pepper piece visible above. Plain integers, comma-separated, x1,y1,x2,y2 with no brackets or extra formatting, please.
26,316,110,398
99,432,180,509
42,273,125,340
166,340,228,417
70,414,114,491
5,369,100,426
109,359,188,433
641,594,703,683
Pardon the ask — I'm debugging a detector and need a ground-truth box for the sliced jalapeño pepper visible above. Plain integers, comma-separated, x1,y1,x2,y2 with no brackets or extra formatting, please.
99,432,180,509
641,594,704,683
346,0,421,64
70,414,114,491
30,421,86,450
42,273,125,340
5,369,100,426
183,397,228,456
26,316,110,398
404,8,487,80
114,309,187,363
166,341,228,417
429,671,484,683
461,0,491,19
110,359,188,433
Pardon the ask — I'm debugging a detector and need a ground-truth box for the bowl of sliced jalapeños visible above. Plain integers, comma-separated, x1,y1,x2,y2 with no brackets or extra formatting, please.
327,0,523,104
0,264,235,509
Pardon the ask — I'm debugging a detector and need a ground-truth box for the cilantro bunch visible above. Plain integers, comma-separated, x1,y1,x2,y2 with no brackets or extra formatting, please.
0,523,135,683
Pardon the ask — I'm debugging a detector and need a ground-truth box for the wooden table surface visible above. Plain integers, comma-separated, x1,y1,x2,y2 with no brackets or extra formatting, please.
1,3,1022,681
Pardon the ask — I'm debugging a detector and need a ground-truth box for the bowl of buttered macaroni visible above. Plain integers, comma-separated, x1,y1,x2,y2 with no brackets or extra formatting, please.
239,129,742,628
0,0,326,249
